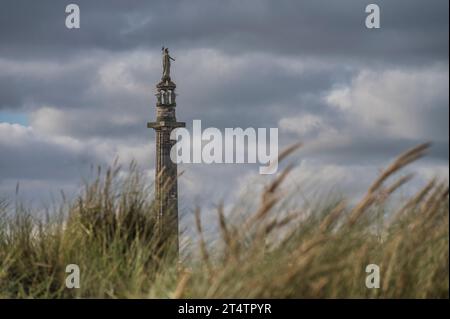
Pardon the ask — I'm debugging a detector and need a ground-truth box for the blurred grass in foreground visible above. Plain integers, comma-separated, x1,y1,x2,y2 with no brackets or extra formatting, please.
0,143,448,298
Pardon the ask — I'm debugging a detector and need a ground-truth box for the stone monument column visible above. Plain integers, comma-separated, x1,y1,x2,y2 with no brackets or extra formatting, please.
148,48,185,253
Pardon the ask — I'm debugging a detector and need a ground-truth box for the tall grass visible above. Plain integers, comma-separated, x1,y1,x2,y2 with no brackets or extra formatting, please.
0,144,448,298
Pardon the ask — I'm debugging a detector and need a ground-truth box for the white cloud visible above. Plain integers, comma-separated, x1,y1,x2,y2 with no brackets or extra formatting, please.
0,121,155,203
279,113,328,136
414,164,449,183
325,66,449,140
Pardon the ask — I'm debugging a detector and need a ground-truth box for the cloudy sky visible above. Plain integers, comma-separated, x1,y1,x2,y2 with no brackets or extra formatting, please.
0,1,448,227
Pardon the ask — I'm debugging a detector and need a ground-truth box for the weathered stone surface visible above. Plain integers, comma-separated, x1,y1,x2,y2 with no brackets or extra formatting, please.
148,48,185,253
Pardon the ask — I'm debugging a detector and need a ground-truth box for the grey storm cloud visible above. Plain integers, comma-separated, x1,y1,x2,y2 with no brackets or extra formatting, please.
0,0,448,211
0,124,99,181
0,0,447,61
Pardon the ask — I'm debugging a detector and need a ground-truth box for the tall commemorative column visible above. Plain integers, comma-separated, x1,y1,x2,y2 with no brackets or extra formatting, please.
147,48,185,252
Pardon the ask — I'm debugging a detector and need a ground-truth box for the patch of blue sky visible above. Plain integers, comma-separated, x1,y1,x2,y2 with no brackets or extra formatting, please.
0,111,28,126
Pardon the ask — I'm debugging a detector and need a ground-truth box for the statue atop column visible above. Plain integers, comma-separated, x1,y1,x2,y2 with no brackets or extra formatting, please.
162,47,175,81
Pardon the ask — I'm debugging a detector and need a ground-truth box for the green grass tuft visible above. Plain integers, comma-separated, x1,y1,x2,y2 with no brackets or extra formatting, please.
0,144,448,298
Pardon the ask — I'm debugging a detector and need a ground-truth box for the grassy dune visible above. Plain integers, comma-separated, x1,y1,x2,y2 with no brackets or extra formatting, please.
0,144,448,298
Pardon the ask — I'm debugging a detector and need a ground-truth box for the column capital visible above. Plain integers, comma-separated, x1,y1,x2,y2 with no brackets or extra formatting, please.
147,121,186,129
